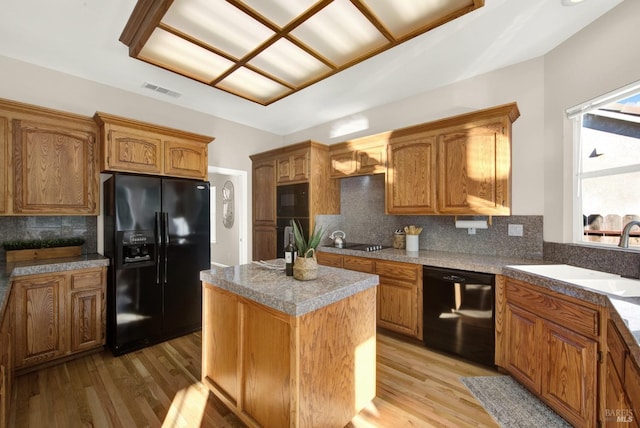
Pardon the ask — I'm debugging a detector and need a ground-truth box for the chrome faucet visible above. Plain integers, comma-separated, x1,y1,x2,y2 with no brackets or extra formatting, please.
618,220,640,248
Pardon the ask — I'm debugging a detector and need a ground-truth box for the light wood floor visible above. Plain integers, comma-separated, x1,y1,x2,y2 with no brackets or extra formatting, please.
10,331,500,427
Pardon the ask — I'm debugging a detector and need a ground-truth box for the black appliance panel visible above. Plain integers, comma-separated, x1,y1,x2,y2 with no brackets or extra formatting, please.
276,217,309,258
423,266,495,367
276,183,309,218
161,179,210,338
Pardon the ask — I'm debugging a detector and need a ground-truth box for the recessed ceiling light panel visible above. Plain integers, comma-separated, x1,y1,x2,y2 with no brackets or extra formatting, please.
120,0,483,105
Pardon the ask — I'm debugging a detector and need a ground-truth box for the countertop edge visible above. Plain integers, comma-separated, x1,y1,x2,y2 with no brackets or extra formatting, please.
201,265,379,316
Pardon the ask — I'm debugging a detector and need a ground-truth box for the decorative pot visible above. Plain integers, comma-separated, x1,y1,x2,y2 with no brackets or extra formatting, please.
293,248,318,281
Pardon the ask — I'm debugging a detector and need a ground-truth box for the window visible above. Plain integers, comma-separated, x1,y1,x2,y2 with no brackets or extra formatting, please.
568,82,640,248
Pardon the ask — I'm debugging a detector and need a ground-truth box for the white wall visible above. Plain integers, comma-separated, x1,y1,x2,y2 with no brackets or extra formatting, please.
544,0,640,243
0,55,283,254
286,58,546,216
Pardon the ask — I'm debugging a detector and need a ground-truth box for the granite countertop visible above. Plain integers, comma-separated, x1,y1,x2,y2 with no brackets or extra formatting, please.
319,246,544,274
0,254,110,322
200,261,379,316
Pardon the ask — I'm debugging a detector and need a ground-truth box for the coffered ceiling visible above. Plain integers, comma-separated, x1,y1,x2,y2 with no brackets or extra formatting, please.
0,0,623,135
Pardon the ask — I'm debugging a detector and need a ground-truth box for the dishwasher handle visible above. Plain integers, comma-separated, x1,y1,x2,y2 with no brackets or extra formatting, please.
442,274,466,283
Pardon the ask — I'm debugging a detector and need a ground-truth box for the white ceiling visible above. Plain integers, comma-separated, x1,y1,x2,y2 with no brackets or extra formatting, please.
0,0,622,135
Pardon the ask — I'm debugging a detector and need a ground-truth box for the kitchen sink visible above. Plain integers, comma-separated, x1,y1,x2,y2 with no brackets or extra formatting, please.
507,264,640,297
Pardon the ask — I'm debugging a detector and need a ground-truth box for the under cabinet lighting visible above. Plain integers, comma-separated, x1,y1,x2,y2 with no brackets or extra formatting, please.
120,0,484,105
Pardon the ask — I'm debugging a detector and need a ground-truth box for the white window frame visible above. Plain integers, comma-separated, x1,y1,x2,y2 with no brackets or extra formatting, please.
567,80,640,246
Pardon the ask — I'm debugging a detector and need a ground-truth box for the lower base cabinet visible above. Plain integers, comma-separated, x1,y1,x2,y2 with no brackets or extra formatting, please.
0,289,14,428
498,277,600,428
13,267,106,371
605,318,640,427
318,253,422,340
202,282,376,428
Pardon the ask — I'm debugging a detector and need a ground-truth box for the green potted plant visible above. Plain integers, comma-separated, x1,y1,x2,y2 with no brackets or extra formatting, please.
291,219,324,280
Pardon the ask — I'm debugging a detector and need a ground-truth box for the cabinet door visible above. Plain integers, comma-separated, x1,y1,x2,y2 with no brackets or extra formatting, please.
437,120,511,215
541,321,597,428
252,160,276,225
13,119,98,215
242,301,291,428
253,226,277,261
606,353,633,428
277,150,309,183
164,138,207,179
0,292,13,428
624,358,640,428
504,302,541,392
0,116,7,214
202,285,240,404
386,133,437,214
330,149,357,177
69,288,103,353
105,126,163,175
14,274,66,368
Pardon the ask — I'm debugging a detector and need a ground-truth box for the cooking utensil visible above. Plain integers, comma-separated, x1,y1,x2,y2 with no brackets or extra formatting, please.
329,230,347,248
404,225,423,235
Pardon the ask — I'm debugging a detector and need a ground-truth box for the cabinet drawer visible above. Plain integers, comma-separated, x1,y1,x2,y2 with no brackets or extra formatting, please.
317,252,343,268
607,320,627,380
505,279,599,339
343,256,374,273
70,269,104,290
375,260,420,283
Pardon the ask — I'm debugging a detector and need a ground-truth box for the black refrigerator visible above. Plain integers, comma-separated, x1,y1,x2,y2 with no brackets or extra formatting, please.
103,173,210,355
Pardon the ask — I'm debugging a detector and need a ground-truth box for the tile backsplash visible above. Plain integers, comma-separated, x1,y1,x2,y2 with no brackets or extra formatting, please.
316,174,544,259
0,216,97,260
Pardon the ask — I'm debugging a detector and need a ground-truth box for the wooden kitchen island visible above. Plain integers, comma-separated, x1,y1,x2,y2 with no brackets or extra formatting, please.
200,262,379,428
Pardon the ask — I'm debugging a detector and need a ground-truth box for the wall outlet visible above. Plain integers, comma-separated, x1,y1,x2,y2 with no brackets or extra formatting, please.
508,224,524,237
468,227,476,235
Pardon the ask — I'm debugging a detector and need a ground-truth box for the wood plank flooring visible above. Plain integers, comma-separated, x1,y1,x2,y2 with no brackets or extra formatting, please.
10,331,500,427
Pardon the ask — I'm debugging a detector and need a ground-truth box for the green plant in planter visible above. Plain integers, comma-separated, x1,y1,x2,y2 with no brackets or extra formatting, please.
291,219,324,258
2,237,85,251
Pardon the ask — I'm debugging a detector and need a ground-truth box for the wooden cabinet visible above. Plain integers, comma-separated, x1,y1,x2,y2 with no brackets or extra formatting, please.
386,103,518,215
329,133,388,178
0,289,14,428
251,159,277,261
0,116,7,214
13,267,106,371
605,319,640,427
202,280,376,428
317,253,422,340
250,141,339,261
498,277,600,428
277,148,309,183
69,269,105,353
386,131,437,214
437,117,511,215
0,98,99,215
375,260,423,339
94,112,213,180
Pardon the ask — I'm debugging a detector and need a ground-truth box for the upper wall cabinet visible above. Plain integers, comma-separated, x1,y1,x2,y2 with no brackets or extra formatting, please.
386,103,519,216
0,98,99,216
330,133,388,178
93,113,214,180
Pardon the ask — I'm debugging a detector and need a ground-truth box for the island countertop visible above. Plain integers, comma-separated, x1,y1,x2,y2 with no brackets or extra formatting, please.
200,260,379,316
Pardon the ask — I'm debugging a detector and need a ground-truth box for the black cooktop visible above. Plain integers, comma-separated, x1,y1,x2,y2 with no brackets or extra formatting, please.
331,243,389,252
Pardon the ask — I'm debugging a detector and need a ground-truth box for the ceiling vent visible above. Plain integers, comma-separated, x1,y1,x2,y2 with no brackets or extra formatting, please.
142,82,182,98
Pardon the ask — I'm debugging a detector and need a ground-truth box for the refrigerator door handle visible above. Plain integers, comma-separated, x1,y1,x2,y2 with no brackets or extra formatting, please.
163,212,169,285
155,212,162,285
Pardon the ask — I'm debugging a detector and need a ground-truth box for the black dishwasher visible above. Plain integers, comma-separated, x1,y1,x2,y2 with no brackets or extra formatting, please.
423,266,495,367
